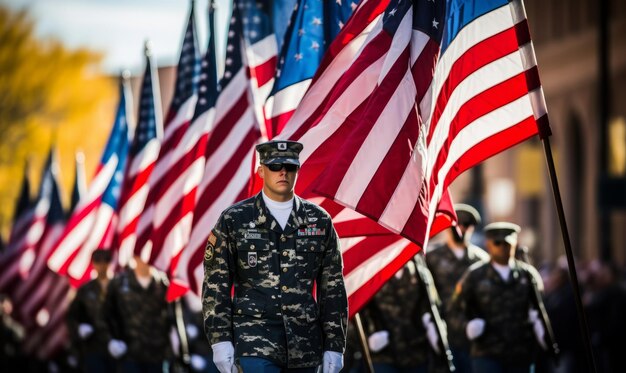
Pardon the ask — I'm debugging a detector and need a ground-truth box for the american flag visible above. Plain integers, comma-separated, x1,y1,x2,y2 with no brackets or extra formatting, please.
13,150,71,359
133,3,204,270
310,0,546,246
264,0,358,139
5,160,33,255
239,0,278,138
48,80,131,286
114,43,163,267
175,0,266,295
69,152,87,219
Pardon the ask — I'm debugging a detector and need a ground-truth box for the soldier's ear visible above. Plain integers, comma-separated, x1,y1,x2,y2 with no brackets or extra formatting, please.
258,165,264,179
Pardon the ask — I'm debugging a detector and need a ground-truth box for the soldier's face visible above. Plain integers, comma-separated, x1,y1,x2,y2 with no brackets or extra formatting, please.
259,163,299,201
486,239,514,265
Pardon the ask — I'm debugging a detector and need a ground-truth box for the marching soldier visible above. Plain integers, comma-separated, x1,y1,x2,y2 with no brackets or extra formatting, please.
425,204,489,372
104,255,174,373
452,222,552,372
359,257,442,373
67,249,114,373
202,140,348,373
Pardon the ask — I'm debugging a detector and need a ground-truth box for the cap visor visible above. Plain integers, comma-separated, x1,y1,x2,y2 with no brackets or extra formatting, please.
263,157,300,166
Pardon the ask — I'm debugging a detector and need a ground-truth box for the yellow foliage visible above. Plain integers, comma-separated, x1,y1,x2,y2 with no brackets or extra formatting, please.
0,6,117,236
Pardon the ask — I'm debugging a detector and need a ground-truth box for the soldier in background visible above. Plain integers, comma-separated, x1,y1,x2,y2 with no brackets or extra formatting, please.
67,249,114,373
452,222,550,372
425,204,489,372
104,255,173,373
203,140,348,373
0,294,25,369
358,257,441,373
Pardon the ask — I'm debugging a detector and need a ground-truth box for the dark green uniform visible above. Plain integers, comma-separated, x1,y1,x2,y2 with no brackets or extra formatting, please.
67,279,111,356
360,259,430,368
104,269,172,364
452,260,543,365
202,193,348,369
426,243,489,349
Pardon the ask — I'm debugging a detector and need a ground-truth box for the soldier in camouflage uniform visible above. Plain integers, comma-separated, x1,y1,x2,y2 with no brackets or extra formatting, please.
203,140,348,373
104,255,173,373
452,222,550,373
67,249,114,373
425,204,489,372
359,256,441,373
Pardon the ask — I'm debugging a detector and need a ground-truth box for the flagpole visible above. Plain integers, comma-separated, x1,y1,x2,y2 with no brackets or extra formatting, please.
540,133,598,373
353,313,374,373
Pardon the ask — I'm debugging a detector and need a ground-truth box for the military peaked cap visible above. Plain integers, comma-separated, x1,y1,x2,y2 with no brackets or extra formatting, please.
256,140,303,165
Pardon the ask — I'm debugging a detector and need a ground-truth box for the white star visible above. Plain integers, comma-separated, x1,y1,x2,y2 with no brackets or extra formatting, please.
336,0,342,4
225,58,233,66
253,15,261,24
294,53,303,61
228,30,235,37
338,20,344,29
389,8,397,16
298,28,305,36
310,41,320,50
312,17,322,26
351,2,358,11
224,71,232,78
227,44,234,52
250,30,258,38
432,18,439,29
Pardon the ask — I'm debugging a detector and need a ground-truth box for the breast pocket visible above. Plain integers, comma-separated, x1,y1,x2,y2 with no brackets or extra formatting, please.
236,236,270,279
295,237,324,279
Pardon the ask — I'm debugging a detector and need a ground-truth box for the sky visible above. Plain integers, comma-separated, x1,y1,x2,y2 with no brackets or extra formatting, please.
2,0,231,74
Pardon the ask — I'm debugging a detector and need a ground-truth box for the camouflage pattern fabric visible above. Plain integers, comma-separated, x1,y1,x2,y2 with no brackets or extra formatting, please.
202,193,348,368
426,243,489,349
104,269,172,363
452,260,544,365
359,260,430,368
256,140,303,165
67,279,112,356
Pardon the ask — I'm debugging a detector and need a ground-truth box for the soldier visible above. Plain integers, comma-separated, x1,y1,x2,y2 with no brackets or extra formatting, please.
67,249,114,373
104,255,173,373
425,203,489,372
359,257,441,373
452,222,550,372
0,294,25,370
203,140,348,373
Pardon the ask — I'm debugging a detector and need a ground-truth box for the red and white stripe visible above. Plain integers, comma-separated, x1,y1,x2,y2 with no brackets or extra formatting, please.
246,34,277,139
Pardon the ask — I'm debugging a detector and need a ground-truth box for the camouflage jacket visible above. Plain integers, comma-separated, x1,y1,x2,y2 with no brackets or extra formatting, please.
104,269,173,363
360,260,430,368
426,243,489,348
202,193,348,368
452,260,544,364
67,279,111,356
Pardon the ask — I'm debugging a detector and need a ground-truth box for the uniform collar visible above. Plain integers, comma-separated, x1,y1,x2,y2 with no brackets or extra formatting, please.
253,193,309,234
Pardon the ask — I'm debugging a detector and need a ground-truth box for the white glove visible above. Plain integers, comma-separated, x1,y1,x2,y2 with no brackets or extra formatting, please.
528,309,548,350
186,324,199,340
323,351,343,373
422,313,441,354
367,330,389,353
466,318,485,340
212,341,237,373
190,354,207,371
78,323,94,339
107,339,128,359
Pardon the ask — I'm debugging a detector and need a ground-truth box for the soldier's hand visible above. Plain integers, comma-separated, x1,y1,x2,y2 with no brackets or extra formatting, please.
528,309,548,350
78,323,94,339
466,318,485,340
367,330,389,352
107,339,127,359
212,341,237,373
322,351,343,373
421,313,441,354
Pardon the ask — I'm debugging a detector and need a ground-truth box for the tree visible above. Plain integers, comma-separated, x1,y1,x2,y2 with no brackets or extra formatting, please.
0,6,117,234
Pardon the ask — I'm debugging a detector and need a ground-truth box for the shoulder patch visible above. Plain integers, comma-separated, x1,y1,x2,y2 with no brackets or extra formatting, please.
207,232,217,246
205,245,214,262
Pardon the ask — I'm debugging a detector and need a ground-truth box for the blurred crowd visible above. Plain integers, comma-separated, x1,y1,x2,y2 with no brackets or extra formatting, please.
2,207,626,373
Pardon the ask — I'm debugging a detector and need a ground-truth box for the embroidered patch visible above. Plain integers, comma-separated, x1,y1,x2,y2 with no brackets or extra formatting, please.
248,252,257,267
297,227,326,236
204,245,214,262
244,232,262,239
207,232,217,246
278,142,287,150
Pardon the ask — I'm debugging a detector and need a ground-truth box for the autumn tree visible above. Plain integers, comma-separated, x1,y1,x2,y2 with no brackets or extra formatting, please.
0,6,117,234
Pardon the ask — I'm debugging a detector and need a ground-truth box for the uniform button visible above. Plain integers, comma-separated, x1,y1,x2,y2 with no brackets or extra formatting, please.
281,236,286,242
281,285,287,291
250,244,255,250
282,305,287,311
237,309,242,314
282,267,288,273
282,251,288,257
310,246,315,251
